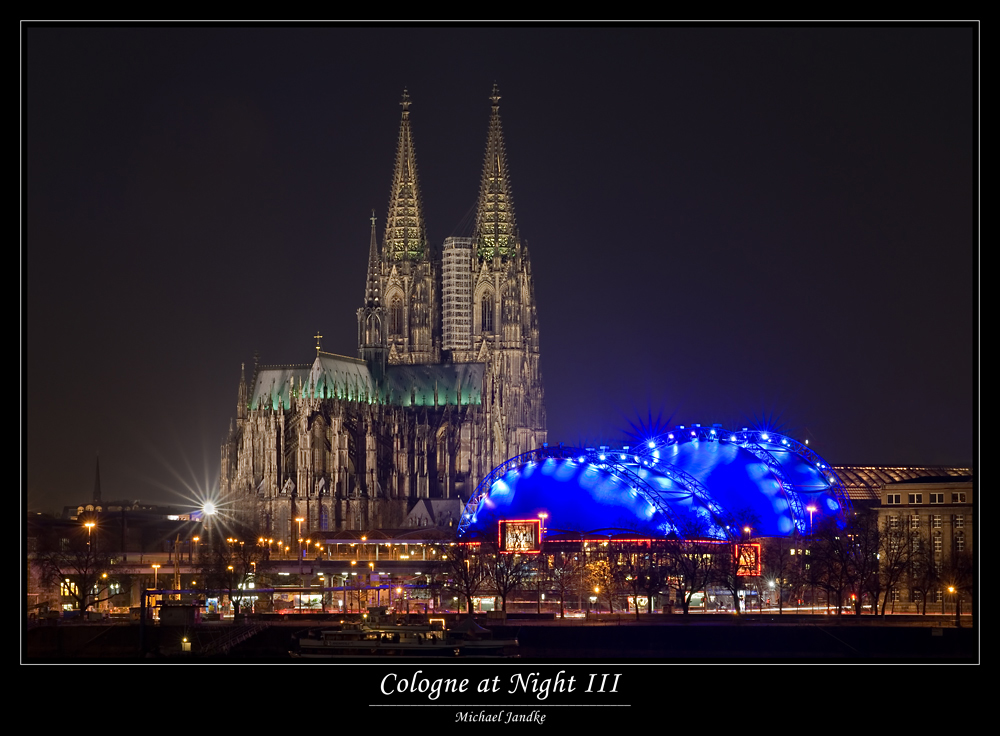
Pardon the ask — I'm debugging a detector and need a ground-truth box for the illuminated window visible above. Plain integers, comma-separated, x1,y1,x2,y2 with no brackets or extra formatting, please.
60,580,80,597
908,493,923,505
951,493,967,503
910,515,920,530
886,494,901,505
933,534,943,553
932,515,942,529
890,589,900,602
954,515,964,529
955,532,965,553
935,589,943,603
889,516,901,531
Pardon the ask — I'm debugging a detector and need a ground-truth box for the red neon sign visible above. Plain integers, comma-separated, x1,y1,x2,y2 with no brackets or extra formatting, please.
499,519,542,553
735,543,761,577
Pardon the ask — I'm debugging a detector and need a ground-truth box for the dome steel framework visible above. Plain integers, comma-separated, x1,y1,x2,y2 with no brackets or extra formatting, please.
457,426,850,541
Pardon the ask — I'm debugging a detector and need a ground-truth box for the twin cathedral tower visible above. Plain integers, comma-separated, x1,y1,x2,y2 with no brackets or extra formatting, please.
221,87,546,542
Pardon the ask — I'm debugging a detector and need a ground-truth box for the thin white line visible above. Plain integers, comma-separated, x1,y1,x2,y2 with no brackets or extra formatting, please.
369,704,630,707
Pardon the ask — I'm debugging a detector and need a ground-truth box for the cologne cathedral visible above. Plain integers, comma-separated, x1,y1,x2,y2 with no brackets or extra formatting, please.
220,87,546,543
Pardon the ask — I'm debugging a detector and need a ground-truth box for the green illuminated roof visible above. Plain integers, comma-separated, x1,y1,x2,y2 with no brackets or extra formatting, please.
249,365,312,411
248,354,483,410
384,363,484,407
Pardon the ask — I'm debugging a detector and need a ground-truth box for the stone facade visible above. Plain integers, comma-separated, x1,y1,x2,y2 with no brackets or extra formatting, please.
877,479,973,613
220,88,546,544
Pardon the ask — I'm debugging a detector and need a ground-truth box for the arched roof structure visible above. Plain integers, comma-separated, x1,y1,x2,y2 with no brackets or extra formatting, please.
458,426,850,541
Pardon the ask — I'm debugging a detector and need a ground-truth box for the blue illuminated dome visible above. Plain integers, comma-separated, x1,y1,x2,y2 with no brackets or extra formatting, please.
458,426,849,540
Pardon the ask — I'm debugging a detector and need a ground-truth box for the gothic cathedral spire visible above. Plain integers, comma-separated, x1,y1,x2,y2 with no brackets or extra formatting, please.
476,84,518,262
384,88,427,262
358,212,387,377
363,210,381,309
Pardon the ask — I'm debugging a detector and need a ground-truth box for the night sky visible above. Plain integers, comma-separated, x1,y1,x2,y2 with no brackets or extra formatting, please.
24,24,977,514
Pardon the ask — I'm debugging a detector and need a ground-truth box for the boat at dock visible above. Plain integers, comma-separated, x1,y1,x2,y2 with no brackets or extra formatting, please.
292,614,517,658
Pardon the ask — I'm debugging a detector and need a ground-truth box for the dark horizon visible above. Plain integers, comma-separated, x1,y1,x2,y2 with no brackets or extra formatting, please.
24,24,977,514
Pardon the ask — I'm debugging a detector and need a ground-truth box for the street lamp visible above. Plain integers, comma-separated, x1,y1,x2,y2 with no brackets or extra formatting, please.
150,563,161,616
806,505,817,534
296,518,305,573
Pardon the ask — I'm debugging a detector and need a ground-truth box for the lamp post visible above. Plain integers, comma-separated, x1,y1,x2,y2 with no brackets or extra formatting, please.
295,517,305,572
151,563,161,617
948,586,961,628
806,505,817,534
350,560,357,613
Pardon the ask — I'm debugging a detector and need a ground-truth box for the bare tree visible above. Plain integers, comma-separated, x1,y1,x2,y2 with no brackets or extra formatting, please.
810,517,857,615
621,555,647,620
846,509,881,615
34,520,129,614
199,527,268,617
760,534,804,614
943,550,974,626
908,532,936,614
548,549,585,618
878,516,913,615
709,510,761,614
483,541,536,613
661,513,718,615
442,543,487,615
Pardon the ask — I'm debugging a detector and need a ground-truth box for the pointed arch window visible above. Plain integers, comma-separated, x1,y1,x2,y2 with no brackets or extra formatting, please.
481,294,494,332
390,297,403,336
